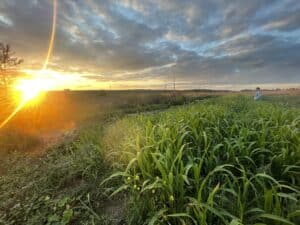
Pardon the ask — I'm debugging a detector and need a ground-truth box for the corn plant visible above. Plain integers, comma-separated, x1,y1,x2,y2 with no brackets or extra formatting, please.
104,96,300,225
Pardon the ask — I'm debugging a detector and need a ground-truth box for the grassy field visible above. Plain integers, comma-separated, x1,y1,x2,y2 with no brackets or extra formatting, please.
0,90,219,224
0,92,299,225
103,95,300,225
0,90,219,156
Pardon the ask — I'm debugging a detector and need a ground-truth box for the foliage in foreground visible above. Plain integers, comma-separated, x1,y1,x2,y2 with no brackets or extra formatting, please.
104,96,300,225
0,93,213,225
0,124,111,225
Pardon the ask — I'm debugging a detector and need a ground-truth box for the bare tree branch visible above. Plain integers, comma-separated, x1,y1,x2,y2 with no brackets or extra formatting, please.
0,43,23,89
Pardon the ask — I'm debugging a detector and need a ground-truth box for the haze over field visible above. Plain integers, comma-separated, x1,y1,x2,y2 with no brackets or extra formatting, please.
0,0,299,90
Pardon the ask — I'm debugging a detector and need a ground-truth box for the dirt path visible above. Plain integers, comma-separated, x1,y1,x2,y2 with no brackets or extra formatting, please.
29,128,76,156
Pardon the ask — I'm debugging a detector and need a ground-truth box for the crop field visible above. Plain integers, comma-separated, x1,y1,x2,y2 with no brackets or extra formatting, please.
0,91,220,224
0,90,219,156
0,93,299,225
104,96,300,225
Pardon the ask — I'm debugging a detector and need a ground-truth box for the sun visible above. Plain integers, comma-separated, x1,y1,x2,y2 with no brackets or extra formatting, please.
15,78,50,103
0,73,57,129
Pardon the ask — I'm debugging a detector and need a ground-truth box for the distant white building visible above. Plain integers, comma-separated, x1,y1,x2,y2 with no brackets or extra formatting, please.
254,87,262,100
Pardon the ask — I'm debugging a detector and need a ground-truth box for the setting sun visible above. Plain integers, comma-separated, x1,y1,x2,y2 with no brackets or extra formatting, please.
16,80,41,102
15,78,51,102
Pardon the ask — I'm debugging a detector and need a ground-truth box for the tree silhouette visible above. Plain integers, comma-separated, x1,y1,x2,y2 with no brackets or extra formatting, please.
0,43,23,91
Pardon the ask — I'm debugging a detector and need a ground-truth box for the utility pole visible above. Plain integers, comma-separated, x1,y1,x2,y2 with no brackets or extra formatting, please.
173,64,176,92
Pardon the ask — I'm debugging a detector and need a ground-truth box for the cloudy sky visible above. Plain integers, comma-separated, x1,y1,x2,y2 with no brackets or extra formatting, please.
0,0,300,90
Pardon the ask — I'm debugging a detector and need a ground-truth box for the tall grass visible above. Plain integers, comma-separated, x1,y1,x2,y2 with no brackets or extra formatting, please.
0,90,214,155
0,91,215,224
104,96,300,225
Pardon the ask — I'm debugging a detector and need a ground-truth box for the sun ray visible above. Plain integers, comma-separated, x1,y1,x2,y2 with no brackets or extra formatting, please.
0,100,26,129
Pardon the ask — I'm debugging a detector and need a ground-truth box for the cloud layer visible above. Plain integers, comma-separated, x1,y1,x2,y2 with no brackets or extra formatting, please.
1,0,300,89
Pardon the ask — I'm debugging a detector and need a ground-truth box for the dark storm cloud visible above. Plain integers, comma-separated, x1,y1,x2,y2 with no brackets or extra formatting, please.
0,0,299,88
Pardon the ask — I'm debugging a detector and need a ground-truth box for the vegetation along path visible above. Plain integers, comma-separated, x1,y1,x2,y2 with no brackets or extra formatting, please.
1,95,299,225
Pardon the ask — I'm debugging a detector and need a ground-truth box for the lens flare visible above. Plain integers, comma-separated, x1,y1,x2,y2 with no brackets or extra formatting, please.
43,0,57,71
0,0,57,129
0,101,27,129
15,78,51,102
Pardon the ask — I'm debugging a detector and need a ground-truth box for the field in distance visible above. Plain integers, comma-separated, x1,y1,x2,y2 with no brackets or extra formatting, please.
0,90,227,155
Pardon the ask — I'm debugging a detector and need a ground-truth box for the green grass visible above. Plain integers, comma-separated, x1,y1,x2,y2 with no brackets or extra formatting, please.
104,96,300,225
262,95,300,108
0,93,210,225
0,91,213,154
0,122,111,225
0,95,299,225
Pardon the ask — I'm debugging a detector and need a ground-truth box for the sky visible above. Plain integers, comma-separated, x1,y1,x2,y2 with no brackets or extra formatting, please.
0,0,300,90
